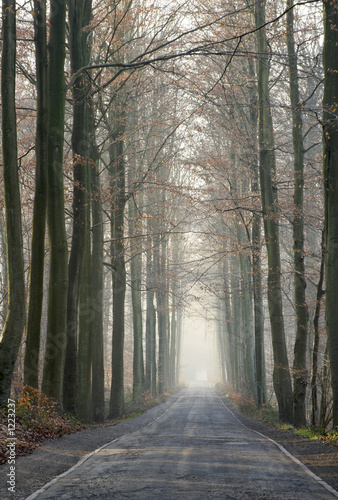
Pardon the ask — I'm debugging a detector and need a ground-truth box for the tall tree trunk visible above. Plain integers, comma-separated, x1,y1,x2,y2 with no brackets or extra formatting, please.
322,0,338,429
319,343,331,429
145,232,153,392
145,227,157,396
217,297,227,384
255,0,293,423
311,229,325,427
24,0,48,389
231,255,243,392
169,295,177,389
248,63,267,406
108,129,126,419
286,0,308,428
236,206,257,401
176,301,183,387
252,209,266,406
223,253,235,388
129,197,143,399
90,127,105,423
73,1,93,424
63,0,92,415
42,0,68,405
155,235,169,395
0,0,26,402
78,211,92,422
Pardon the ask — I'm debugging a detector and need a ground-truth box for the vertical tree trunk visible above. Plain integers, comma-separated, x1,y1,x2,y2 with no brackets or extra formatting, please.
252,208,267,406
63,0,92,415
319,343,330,429
155,235,170,395
222,254,235,388
145,232,153,392
217,298,227,384
0,0,26,402
145,226,157,396
108,130,126,419
236,209,257,401
129,197,144,399
322,0,338,429
176,302,183,387
231,255,243,392
169,296,177,389
90,125,105,423
248,63,267,406
24,0,48,389
311,229,325,427
73,1,93,425
286,0,308,428
42,0,68,405
255,0,293,423
78,214,92,422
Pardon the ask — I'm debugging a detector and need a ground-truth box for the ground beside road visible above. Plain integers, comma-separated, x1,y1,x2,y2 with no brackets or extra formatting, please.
0,387,337,499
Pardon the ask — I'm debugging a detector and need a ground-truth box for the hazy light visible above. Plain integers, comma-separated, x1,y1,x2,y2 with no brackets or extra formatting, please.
179,314,218,385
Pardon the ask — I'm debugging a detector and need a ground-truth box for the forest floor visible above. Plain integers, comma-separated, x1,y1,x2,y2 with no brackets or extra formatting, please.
0,388,337,498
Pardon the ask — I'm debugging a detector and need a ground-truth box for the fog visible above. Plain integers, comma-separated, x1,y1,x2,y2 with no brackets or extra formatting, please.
179,314,219,385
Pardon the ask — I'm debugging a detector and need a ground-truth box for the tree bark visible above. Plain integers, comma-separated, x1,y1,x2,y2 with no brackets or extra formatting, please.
90,125,105,423
255,0,293,423
322,0,338,428
129,197,144,399
286,0,308,428
222,253,235,388
63,0,92,415
0,0,26,403
78,216,92,422
235,202,257,401
42,0,68,405
24,0,48,389
108,128,126,419
145,227,157,396
311,229,325,427
248,62,267,406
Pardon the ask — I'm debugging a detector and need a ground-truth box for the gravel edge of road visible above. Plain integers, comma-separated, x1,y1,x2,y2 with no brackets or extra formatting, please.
1,387,338,499
218,394,338,495
0,390,185,500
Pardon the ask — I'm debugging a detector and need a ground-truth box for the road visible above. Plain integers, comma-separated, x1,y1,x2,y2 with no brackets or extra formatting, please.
27,385,338,500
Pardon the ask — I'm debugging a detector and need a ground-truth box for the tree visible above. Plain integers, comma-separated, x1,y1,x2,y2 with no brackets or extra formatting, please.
129,196,144,399
286,0,308,428
90,113,105,423
63,0,93,421
0,0,26,403
24,0,48,389
255,0,293,423
322,0,338,429
42,0,68,405
108,104,127,419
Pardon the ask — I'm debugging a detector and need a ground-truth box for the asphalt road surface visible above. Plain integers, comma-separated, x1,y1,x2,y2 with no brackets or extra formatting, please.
27,385,338,500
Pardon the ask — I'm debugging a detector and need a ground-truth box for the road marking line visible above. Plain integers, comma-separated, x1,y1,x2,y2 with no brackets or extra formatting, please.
25,391,186,500
214,390,338,499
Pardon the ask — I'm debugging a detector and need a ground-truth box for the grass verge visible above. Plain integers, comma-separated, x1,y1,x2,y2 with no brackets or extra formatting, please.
215,383,338,447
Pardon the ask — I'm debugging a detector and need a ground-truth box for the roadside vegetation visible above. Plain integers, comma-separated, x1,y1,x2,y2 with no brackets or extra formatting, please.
215,384,338,448
0,385,175,465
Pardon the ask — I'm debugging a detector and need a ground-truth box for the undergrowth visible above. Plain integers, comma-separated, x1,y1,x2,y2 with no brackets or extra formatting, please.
121,388,176,421
0,386,84,465
215,383,338,447
0,385,178,465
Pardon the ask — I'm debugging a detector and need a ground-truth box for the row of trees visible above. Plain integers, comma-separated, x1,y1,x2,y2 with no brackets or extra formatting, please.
0,0,338,430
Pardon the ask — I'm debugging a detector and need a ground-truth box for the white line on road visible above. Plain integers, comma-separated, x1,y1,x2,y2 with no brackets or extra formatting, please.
214,390,338,499
25,391,186,500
